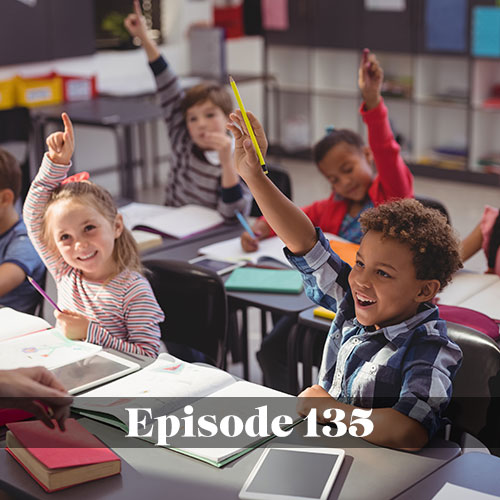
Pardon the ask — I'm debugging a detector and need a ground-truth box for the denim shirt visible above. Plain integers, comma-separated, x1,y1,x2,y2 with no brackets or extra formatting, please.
286,229,463,437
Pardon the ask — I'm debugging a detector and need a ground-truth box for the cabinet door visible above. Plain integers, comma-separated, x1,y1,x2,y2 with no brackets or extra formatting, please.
49,0,95,59
360,0,419,53
0,0,51,65
313,0,362,49
264,0,313,46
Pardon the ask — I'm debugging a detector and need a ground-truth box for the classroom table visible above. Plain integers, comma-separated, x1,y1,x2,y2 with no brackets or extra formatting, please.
0,417,460,500
144,227,315,381
30,97,164,200
394,452,500,499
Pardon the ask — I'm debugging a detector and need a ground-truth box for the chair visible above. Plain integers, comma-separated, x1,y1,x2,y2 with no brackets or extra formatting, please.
415,194,451,224
250,164,292,217
444,321,500,456
143,258,228,369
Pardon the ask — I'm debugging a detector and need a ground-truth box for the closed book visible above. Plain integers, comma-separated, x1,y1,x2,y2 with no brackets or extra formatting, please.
6,418,121,492
224,267,303,294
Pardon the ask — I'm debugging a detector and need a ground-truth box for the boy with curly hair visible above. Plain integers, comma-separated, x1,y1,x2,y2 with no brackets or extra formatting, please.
228,111,463,451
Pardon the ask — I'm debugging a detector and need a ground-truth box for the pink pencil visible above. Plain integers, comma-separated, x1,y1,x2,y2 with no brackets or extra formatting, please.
27,276,61,312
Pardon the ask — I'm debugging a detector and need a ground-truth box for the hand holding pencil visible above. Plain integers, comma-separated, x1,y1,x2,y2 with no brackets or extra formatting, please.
227,109,268,182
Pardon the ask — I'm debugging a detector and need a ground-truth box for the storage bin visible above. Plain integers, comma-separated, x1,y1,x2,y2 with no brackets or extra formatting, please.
60,74,97,102
0,78,16,110
15,73,63,108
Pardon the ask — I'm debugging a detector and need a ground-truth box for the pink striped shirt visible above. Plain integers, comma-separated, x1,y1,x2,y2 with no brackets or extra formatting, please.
23,155,163,358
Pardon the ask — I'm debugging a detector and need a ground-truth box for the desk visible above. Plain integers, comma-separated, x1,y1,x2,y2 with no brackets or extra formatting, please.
30,97,164,200
394,452,500,499
0,418,460,500
146,228,315,381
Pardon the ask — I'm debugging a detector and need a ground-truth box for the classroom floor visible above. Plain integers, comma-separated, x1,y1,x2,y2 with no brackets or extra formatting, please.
136,157,500,384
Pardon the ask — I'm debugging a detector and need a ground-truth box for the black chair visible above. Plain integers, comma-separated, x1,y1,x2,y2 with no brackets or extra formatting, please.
415,194,451,224
0,107,31,202
444,321,500,456
250,163,292,217
143,259,228,369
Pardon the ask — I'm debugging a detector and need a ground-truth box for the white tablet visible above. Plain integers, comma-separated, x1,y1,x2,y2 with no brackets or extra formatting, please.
51,351,140,394
239,447,345,500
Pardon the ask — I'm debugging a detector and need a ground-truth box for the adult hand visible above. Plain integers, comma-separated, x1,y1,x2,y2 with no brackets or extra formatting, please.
46,113,74,165
54,309,90,340
0,367,72,430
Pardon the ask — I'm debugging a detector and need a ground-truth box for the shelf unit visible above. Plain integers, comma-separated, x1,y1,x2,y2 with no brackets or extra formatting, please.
263,0,500,186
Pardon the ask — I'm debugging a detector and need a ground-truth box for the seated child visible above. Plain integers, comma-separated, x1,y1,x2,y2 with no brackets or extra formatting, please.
461,206,500,276
241,50,414,391
23,113,163,358
0,148,45,314
124,0,252,220
228,110,463,450
241,48,413,250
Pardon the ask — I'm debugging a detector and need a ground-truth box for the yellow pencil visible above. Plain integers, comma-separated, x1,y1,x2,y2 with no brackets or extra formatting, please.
229,76,268,174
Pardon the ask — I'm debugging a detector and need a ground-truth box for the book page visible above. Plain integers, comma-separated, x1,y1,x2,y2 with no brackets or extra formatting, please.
437,271,499,307
0,329,102,370
119,202,175,231
0,307,52,341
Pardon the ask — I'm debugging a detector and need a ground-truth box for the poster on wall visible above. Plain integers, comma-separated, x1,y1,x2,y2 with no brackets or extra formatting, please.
364,0,406,11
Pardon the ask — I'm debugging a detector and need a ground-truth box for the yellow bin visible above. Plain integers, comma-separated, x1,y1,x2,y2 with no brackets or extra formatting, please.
15,73,63,108
0,78,16,110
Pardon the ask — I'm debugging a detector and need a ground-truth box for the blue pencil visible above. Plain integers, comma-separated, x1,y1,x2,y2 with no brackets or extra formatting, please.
235,211,256,239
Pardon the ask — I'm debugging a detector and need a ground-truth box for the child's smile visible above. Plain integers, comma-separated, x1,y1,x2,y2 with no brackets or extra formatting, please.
47,199,123,282
348,230,429,329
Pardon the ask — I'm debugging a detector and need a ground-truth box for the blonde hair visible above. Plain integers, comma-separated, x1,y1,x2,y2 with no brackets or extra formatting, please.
42,181,143,276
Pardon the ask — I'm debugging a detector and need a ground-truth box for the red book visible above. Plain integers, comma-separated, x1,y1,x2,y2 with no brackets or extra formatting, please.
6,418,120,492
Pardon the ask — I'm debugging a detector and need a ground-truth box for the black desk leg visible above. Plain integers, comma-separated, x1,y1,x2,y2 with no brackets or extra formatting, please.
116,124,135,200
287,324,303,395
138,122,148,189
241,307,249,381
151,119,159,186
302,328,315,389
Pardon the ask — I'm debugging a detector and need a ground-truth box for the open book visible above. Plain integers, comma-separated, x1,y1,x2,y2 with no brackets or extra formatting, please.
72,354,298,467
198,233,357,268
0,308,139,393
119,202,224,239
436,271,500,321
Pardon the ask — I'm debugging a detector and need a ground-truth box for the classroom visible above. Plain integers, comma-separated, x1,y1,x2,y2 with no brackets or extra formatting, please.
0,0,500,498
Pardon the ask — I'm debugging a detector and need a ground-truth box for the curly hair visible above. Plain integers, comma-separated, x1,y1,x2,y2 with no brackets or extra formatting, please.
359,198,462,290
42,181,143,276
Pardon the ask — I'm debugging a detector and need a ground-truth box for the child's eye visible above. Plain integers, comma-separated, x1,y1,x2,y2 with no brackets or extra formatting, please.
341,165,353,174
206,112,215,118
377,269,391,278
84,225,96,232
59,234,70,242
355,260,364,268
329,177,339,185
188,116,197,122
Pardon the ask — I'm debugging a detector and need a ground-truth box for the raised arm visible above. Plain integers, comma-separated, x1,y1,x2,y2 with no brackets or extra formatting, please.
228,111,317,256
124,0,160,62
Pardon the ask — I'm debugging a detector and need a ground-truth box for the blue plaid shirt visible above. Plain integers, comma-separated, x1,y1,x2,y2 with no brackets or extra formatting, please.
286,229,463,437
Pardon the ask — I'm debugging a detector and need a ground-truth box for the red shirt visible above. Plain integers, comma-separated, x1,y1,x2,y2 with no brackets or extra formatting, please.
266,99,414,237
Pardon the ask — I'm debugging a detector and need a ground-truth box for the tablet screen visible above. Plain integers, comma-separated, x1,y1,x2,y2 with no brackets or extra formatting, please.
193,258,234,273
51,352,139,394
241,448,344,500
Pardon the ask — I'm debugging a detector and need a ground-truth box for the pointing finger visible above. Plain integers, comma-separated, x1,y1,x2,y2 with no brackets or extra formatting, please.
61,113,74,142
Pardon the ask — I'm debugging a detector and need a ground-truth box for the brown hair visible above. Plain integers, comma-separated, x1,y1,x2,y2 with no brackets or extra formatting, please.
0,148,21,202
181,81,233,117
359,198,462,290
42,181,143,275
313,129,365,165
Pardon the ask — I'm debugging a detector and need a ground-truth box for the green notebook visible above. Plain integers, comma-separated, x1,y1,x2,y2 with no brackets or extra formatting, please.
225,267,303,294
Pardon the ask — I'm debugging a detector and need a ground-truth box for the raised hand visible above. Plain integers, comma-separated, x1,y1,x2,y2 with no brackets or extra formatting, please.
227,110,268,182
124,0,148,41
358,48,384,111
46,112,74,165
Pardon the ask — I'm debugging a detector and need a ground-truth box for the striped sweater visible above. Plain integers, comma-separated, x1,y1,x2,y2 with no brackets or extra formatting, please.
150,55,252,219
23,155,164,358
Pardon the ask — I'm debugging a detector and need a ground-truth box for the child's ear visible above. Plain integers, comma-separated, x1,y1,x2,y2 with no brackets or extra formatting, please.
114,213,124,239
362,146,374,167
415,279,441,303
0,188,14,206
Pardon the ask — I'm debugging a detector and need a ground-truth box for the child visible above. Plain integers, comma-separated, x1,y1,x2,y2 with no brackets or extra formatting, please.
124,0,252,219
460,206,500,276
241,49,413,250
245,50,414,391
0,148,45,314
23,113,163,358
228,110,463,450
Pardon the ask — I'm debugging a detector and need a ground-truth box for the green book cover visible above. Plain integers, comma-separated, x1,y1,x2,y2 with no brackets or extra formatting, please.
225,268,303,294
